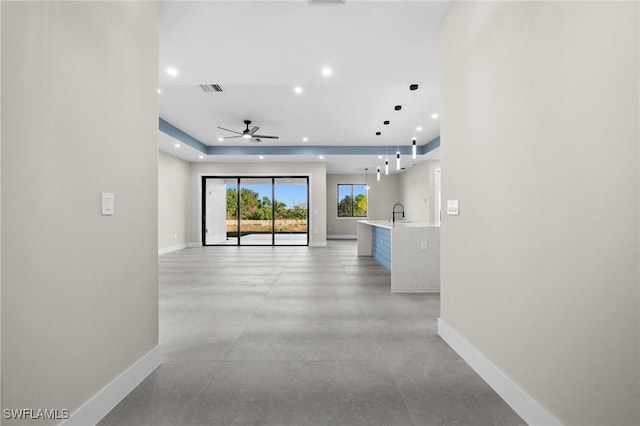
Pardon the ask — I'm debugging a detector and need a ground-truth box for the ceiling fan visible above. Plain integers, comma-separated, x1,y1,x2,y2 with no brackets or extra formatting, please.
217,120,279,143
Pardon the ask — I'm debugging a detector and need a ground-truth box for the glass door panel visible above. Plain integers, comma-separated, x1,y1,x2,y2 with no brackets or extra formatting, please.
274,177,308,245
204,178,238,245
239,178,273,245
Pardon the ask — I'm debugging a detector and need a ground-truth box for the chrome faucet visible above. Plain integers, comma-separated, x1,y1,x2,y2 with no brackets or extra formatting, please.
392,203,405,225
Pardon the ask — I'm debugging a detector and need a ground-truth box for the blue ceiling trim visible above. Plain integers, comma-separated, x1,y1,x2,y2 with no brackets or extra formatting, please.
159,117,440,157
420,135,440,154
159,118,208,152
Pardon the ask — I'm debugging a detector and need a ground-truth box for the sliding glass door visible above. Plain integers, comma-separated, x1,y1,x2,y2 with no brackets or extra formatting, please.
239,178,273,245
274,177,308,245
202,176,309,246
203,178,237,245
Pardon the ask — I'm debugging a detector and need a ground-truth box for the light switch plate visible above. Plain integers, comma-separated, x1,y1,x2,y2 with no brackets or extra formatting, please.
447,200,459,216
101,192,114,216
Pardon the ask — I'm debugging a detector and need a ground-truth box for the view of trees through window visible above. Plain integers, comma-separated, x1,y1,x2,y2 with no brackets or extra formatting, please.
204,177,308,245
227,188,307,221
337,184,367,217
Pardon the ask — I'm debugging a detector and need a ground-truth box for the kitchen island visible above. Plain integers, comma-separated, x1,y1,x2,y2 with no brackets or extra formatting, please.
357,220,440,293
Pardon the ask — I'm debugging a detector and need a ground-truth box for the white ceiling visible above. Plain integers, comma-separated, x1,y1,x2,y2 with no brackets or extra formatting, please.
158,0,450,174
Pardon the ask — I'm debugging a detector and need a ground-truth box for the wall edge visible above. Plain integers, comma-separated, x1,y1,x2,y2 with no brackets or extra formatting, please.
438,319,562,426
62,345,161,426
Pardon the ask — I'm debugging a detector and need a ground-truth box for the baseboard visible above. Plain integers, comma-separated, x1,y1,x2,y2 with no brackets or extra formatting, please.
186,242,201,248
327,235,357,240
158,243,186,255
309,241,328,247
437,319,561,426
63,345,161,426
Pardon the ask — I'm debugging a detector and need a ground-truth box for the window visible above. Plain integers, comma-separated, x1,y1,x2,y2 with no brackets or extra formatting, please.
337,184,367,217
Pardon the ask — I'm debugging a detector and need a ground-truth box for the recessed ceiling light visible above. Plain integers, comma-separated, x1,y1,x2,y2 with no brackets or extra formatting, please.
259,155,264,159
199,155,204,159
303,137,308,142
166,67,178,77
218,137,224,142
294,86,303,94
157,89,162,94
394,105,402,111
174,143,180,148
321,66,332,77
378,155,383,159
319,155,324,159
416,126,423,132
384,121,390,125
375,132,381,136
409,84,418,91
431,113,439,119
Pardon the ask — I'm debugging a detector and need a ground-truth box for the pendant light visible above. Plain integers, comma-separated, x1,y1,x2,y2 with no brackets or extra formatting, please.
412,137,417,159
365,168,370,191
396,151,401,170
377,166,380,181
385,159,389,175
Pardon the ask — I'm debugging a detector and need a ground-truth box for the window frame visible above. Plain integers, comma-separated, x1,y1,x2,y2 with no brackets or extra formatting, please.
337,183,368,218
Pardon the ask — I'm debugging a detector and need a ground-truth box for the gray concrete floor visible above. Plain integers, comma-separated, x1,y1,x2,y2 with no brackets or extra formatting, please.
99,240,525,426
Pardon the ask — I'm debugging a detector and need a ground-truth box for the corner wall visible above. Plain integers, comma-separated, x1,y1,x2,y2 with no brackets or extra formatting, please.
398,160,440,223
188,162,327,246
158,151,190,252
0,1,3,417
326,173,399,238
1,2,158,423
440,2,639,424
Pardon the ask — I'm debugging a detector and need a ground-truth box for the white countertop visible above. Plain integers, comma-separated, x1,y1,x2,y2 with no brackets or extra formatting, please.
358,220,440,229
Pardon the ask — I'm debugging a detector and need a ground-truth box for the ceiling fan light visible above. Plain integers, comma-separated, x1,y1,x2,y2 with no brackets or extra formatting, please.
242,134,252,139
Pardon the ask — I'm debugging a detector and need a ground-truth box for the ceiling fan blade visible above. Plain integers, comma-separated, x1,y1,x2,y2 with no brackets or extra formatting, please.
253,135,279,139
217,127,242,135
249,126,259,135
251,138,262,143
223,135,243,139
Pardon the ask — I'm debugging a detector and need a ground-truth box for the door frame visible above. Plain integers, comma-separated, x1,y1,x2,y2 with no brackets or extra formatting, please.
201,175,310,246
434,168,441,226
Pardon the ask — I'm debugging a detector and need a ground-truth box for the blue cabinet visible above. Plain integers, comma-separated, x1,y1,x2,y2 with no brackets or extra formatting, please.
371,226,391,270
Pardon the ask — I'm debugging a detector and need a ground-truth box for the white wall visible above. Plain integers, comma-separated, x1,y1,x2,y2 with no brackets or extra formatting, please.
188,162,327,246
326,173,399,238
440,2,639,425
1,2,158,422
158,151,190,251
0,1,3,413
398,160,440,223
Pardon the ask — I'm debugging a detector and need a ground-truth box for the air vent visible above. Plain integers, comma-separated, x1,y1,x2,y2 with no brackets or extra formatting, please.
200,84,223,93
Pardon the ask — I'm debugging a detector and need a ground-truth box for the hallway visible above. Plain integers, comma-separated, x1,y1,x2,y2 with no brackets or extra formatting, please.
99,241,524,425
